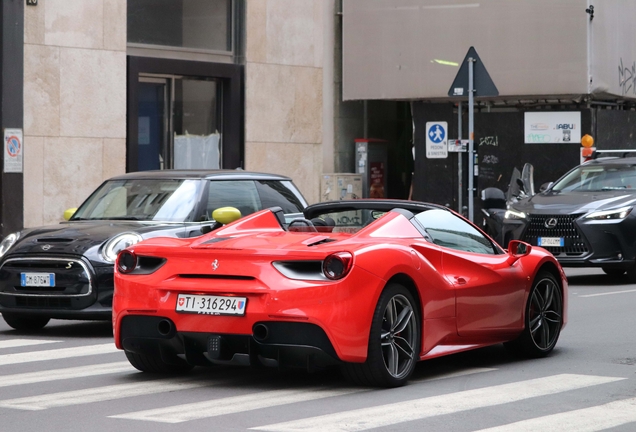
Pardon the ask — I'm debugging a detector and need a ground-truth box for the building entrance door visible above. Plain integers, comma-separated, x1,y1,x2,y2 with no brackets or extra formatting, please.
138,78,168,170
137,75,221,171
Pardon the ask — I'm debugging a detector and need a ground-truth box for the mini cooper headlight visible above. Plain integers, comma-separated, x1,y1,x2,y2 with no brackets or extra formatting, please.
102,232,143,263
585,206,633,220
504,209,527,220
0,232,19,258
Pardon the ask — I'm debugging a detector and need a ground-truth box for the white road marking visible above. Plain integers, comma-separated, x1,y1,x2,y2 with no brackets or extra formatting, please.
0,343,119,366
0,339,60,350
0,378,207,410
580,289,636,298
475,397,636,432
0,361,134,388
110,388,363,423
413,367,496,382
251,374,625,432
112,366,496,423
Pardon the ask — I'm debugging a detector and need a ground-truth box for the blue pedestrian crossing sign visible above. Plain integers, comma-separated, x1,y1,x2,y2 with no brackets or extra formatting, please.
425,122,448,158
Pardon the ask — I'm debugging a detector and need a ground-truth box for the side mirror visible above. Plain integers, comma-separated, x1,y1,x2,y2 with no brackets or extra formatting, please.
508,240,532,257
212,207,242,225
540,182,553,192
63,208,78,221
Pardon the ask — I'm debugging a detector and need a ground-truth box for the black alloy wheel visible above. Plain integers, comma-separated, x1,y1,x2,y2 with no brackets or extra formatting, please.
341,283,420,387
2,313,50,331
505,270,563,357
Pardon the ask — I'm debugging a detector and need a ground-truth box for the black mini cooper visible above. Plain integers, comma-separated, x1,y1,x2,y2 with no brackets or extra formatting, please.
0,170,307,330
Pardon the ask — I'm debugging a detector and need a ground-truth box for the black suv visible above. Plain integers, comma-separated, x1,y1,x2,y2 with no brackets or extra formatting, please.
502,155,636,281
0,170,307,330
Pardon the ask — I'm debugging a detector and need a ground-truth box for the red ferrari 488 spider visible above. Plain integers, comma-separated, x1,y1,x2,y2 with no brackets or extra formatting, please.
113,200,567,387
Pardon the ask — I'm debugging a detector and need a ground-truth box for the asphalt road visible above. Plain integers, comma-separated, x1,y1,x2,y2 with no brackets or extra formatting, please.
0,267,634,431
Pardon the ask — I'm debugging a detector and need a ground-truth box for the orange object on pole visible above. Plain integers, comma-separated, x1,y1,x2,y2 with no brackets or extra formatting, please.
581,134,594,148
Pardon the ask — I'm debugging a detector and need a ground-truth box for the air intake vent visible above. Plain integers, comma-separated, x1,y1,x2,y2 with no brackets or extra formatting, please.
307,238,337,247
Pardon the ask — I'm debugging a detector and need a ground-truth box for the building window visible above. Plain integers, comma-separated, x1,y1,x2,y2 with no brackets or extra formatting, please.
128,0,233,53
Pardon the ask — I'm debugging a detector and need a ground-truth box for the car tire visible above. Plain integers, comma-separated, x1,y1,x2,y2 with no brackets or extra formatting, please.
124,350,194,374
340,283,420,387
504,271,563,358
624,266,636,283
602,267,626,277
1,313,50,331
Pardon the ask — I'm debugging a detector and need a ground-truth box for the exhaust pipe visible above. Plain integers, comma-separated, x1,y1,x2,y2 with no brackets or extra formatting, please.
253,323,269,342
157,319,173,337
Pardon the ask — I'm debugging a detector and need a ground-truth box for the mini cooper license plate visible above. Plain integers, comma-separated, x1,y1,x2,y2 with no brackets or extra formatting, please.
538,237,564,247
176,294,247,316
20,272,55,287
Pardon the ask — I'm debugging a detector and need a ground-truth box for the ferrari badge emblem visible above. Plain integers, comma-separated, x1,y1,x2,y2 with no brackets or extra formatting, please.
211,259,219,271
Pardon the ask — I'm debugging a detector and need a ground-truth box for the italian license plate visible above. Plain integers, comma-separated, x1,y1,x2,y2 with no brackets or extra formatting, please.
20,272,55,287
176,294,247,316
538,237,564,247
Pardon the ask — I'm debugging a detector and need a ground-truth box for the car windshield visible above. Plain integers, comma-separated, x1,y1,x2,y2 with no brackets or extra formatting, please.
71,179,202,222
551,164,636,192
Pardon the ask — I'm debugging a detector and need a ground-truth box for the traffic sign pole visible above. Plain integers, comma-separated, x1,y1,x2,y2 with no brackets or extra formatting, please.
447,47,499,223
468,58,475,222
458,101,463,215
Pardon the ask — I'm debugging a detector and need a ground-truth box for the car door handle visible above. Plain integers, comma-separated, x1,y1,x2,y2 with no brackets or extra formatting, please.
454,276,467,285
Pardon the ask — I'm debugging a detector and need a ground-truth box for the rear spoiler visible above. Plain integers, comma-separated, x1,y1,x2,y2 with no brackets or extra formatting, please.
590,149,636,160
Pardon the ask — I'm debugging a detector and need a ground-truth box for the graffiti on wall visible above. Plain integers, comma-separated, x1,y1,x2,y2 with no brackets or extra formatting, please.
619,58,636,96
479,136,499,147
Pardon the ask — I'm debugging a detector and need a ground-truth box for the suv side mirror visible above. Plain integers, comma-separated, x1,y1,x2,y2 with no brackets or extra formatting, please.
540,182,553,192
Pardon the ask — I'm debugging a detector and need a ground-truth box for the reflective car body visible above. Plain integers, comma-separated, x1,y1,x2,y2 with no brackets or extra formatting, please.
501,156,636,279
0,170,307,330
113,199,567,387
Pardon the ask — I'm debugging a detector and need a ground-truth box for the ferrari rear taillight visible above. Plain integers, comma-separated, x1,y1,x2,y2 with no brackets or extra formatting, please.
117,250,137,274
323,252,353,280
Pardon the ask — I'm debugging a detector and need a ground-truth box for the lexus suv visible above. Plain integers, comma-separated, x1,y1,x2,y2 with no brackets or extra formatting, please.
501,155,636,280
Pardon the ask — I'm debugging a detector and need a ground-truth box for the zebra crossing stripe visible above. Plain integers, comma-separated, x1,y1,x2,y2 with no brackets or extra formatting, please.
412,367,496,382
251,374,625,432
474,396,636,431
0,378,207,410
0,343,118,366
110,388,363,423
110,367,495,423
0,339,61,350
0,362,133,388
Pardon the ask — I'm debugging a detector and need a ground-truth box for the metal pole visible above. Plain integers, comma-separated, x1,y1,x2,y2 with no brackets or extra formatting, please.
468,57,475,222
458,101,463,214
